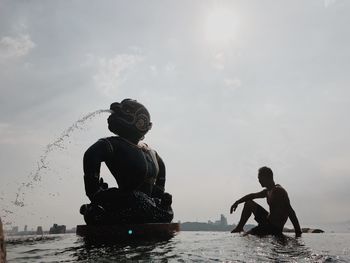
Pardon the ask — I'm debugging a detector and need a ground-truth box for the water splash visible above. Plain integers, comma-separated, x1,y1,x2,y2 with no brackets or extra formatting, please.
12,109,112,208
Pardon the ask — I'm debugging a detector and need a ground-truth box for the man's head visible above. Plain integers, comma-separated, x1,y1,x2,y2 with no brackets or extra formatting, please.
107,99,152,142
258,166,274,187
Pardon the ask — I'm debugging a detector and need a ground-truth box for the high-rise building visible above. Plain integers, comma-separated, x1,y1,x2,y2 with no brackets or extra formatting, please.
11,226,18,234
220,214,228,226
36,226,43,235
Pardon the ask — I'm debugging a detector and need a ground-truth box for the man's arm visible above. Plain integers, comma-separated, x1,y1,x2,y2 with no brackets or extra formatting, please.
230,190,267,213
83,139,112,201
288,205,302,237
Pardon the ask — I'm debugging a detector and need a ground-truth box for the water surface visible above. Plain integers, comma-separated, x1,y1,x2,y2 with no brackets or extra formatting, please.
6,232,350,262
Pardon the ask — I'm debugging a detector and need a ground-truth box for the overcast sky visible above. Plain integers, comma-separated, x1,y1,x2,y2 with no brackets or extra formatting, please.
1,0,350,230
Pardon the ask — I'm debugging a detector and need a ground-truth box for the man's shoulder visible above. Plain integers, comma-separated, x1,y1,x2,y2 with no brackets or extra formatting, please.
273,184,288,196
275,184,285,190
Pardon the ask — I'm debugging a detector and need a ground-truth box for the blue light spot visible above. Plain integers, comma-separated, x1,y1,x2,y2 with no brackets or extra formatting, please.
128,229,133,235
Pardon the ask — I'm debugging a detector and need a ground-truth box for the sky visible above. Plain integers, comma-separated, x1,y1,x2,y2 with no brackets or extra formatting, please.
1,0,350,231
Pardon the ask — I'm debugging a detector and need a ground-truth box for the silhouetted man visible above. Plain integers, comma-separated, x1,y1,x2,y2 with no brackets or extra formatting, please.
230,167,302,237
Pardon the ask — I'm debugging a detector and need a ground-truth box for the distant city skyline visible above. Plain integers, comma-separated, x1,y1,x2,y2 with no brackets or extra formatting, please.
4,216,350,234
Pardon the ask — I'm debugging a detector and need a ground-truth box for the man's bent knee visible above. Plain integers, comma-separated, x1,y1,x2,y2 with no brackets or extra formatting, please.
244,200,258,211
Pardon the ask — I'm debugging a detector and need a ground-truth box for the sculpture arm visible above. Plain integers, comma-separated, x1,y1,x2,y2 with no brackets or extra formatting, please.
83,139,112,200
152,153,166,199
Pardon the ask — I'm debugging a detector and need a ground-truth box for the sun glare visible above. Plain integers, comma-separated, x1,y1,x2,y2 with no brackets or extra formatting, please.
204,8,239,46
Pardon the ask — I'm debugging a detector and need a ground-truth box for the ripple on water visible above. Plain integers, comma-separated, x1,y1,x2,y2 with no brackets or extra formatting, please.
5,232,350,262
6,235,61,246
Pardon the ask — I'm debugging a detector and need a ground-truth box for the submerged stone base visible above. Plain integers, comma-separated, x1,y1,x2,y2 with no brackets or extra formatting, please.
283,227,325,233
76,222,180,242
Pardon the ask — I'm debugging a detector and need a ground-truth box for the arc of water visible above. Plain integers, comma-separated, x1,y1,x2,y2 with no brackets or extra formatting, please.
12,109,112,208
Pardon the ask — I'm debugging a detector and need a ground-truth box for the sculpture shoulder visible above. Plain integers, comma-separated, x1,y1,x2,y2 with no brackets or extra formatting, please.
97,136,121,153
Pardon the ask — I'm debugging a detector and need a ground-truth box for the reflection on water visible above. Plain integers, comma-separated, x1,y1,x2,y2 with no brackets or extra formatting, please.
6,234,178,263
72,239,175,262
6,235,58,246
251,235,310,262
5,232,350,262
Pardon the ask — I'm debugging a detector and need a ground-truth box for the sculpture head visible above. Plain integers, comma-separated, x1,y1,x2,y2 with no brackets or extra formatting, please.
108,99,152,142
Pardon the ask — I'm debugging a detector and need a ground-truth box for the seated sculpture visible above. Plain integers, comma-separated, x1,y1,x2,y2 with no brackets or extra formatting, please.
80,99,173,225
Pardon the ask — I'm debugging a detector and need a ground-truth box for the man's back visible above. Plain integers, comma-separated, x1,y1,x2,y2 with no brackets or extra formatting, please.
267,184,290,230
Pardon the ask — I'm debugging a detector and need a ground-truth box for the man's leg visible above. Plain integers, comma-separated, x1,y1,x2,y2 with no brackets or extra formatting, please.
231,200,259,233
245,205,270,236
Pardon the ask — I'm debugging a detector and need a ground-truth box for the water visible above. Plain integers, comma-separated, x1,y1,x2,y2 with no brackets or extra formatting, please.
5,232,350,262
13,109,112,208
1,109,111,226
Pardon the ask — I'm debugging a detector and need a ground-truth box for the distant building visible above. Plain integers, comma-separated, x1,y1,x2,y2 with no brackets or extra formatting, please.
181,214,233,231
11,226,18,235
65,227,77,234
49,224,66,234
221,214,228,225
24,225,27,232
36,226,43,235
214,214,228,226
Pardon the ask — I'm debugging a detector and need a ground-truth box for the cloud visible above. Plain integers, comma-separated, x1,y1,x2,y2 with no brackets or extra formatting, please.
324,0,337,8
0,123,12,144
213,52,225,70
148,63,176,77
0,122,10,130
91,54,143,96
320,154,350,175
164,62,176,75
224,77,241,91
150,65,158,76
0,34,35,59
0,123,44,145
